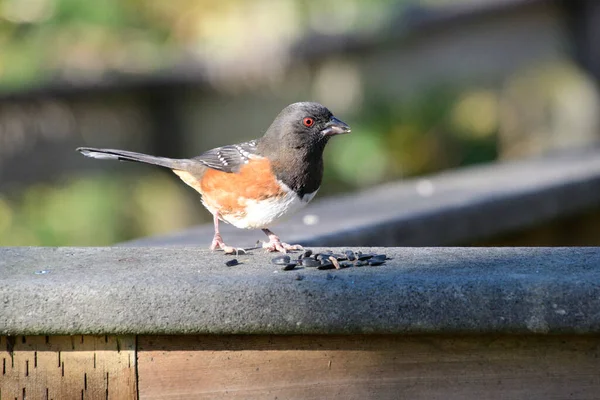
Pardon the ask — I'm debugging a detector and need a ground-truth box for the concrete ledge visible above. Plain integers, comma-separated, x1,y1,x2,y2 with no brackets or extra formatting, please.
1,247,599,336
123,149,600,248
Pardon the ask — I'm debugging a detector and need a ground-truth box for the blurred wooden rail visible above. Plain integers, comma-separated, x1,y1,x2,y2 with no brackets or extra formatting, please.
2,334,599,399
124,148,600,248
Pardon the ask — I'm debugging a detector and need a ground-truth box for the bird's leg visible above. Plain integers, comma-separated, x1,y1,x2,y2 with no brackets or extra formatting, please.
210,214,245,255
261,228,303,253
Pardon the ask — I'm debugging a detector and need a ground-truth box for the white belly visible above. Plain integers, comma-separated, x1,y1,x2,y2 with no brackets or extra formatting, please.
224,186,318,229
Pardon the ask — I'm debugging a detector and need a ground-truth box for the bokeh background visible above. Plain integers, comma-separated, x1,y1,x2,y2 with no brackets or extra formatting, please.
1,0,599,245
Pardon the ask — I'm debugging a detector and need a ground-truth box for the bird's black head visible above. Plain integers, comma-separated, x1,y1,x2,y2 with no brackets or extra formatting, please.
257,102,350,196
260,102,351,155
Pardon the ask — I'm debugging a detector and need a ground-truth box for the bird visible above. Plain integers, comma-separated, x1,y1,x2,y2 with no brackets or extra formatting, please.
77,102,351,253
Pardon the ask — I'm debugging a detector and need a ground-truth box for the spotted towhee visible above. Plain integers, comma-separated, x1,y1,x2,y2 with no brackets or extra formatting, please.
77,102,351,253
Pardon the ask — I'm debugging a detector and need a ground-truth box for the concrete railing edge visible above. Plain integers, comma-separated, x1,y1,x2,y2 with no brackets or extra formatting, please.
1,246,599,336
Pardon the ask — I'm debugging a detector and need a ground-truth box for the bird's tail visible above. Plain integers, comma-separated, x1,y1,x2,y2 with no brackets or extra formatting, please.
77,147,189,170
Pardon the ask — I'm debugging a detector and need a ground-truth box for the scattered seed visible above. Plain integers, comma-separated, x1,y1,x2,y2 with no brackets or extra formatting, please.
344,250,356,261
282,263,297,271
225,259,239,267
222,248,388,270
316,254,331,262
329,256,341,270
318,262,335,270
318,265,335,270
301,258,320,268
271,255,291,265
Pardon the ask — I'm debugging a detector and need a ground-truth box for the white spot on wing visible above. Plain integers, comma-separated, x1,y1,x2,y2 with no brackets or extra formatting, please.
235,145,252,161
80,151,120,160
216,151,229,166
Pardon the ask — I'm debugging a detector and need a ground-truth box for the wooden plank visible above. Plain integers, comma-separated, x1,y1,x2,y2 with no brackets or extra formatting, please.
0,335,136,400
138,334,600,400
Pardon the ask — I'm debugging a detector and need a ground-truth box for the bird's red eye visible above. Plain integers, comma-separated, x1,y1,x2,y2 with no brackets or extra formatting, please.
303,117,314,127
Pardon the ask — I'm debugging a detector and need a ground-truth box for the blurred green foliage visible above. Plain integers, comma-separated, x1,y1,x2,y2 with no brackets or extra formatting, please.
0,172,201,245
0,0,397,89
324,86,497,193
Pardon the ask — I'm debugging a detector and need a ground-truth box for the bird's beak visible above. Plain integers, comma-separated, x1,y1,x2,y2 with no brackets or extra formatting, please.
321,117,351,136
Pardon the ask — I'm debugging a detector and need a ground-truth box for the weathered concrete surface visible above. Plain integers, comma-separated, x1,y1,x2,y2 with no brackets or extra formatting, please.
1,247,599,336
123,149,600,248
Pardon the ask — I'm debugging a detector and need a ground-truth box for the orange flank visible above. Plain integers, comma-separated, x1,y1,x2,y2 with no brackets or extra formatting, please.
173,158,286,217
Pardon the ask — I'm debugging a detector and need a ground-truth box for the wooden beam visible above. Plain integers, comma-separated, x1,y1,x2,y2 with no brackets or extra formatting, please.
0,335,136,400
2,333,599,398
138,334,600,400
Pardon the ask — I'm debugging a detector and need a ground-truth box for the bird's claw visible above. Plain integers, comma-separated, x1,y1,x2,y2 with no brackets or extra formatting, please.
223,246,247,255
262,240,303,253
210,234,246,255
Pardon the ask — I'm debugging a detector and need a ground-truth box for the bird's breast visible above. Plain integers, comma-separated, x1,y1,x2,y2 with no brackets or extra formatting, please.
174,157,318,229
227,184,317,229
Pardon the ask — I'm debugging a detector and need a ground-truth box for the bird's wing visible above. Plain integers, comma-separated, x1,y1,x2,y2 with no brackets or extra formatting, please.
192,140,259,173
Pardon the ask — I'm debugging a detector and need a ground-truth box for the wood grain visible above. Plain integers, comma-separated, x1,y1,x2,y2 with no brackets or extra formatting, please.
0,335,136,400
138,334,600,400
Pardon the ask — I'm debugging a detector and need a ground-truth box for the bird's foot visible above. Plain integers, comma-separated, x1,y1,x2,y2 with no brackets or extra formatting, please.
210,234,246,255
262,237,303,253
